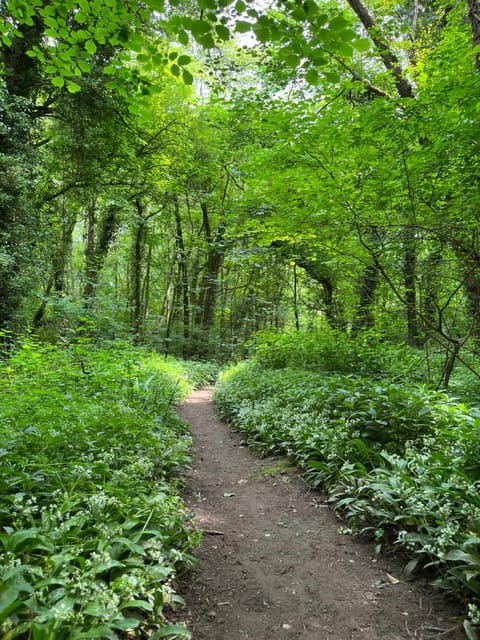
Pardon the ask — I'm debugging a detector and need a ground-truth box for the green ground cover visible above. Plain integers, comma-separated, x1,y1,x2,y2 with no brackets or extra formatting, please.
215,331,480,638
0,337,215,640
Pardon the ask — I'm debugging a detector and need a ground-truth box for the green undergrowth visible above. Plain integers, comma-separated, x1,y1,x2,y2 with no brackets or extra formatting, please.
0,336,215,640
215,356,480,638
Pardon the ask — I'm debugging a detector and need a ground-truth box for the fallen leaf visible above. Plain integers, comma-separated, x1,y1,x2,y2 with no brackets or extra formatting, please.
386,572,400,584
223,492,235,498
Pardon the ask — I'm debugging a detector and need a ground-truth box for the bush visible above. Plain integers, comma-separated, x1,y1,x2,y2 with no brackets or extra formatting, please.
215,359,480,633
248,328,426,382
0,338,201,640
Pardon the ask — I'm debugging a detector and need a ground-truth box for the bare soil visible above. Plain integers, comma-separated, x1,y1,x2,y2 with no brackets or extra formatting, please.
176,388,465,640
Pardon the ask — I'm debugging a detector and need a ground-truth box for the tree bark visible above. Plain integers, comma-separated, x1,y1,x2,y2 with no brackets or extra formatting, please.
351,262,380,335
173,194,191,350
467,0,480,71
404,227,421,347
345,0,414,98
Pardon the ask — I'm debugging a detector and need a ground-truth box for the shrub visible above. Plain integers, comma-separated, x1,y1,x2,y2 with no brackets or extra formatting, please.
215,359,480,634
0,338,200,639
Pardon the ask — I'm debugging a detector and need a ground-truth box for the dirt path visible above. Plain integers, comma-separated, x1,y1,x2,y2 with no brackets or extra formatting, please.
176,388,464,640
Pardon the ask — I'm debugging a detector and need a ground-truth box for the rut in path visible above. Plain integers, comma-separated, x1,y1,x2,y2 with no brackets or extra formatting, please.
177,388,463,640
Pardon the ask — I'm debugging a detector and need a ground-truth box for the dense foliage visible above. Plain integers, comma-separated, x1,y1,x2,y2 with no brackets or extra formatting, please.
1,0,480,636
0,337,214,639
215,330,480,638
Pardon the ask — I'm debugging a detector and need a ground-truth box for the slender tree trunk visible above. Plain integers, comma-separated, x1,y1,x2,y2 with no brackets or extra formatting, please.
293,263,300,331
142,244,152,335
130,200,145,341
467,0,480,70
83,199,97,303
404,227,420,347
32,276,54,327
352,262,380,335
83,201,119,307
173,194,190,350
200,202,225,331
345,0,414,98
421,246,443,338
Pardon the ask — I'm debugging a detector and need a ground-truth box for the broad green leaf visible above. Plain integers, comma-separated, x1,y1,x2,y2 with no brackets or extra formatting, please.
151,625,192,639
284,54,300,68
51,76,65,88
195,33,215,48
119,599,153,611
354,38,371,53
178,30,189,45
67,81,82,93
464,620,479,640
84,40,97,54
177,55,191,65
215,24,230,41
323,71,341,83
305,68,320,85
190,19,211,36
235,20,252,33
77,59,91,73
182,69,194,85
338,42,353,58
0,584,23,624
72,627,117,639
329,14,350,30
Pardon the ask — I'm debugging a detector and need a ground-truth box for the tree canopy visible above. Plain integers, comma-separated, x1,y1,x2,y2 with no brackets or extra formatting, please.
0,0,479,378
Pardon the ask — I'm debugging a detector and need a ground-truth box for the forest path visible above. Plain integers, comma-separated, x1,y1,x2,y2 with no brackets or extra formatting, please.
176,388,463,640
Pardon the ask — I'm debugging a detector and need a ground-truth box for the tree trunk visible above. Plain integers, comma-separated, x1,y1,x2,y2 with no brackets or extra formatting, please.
200,202,225,331
173,194,191,350
352,262,380,335
404,227,421,347
467,0,480,70
84,201,119,306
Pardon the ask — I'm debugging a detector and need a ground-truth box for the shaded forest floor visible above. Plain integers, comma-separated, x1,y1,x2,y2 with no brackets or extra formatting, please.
176,388,465,640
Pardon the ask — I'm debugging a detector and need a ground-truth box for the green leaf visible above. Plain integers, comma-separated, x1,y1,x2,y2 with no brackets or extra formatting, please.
223,492,235,497
323,71,341,83
77,59,91,73
177,55,191,65
119,599,153,612
67,81,82,93
170,64,181,77
72,627,118,639
464,620,479,640
178,30,189,45
444,550,477,564
151,625,192,639
51,76,65,88
338,42,353,58
215,24,230,41
149,0,166,9
182,69,194,85
329,14,350,30
84,40,97,54
196,33,215,48
190,19,211,36
305,68,320,85
284,54,300,68
235,21,252,33
0,584,23,624
354,37,371,53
